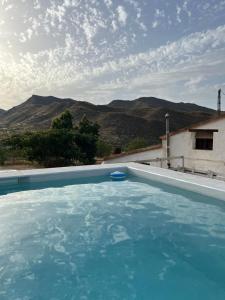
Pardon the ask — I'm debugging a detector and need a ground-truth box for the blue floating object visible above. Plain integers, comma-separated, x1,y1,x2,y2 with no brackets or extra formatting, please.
110,171,127,181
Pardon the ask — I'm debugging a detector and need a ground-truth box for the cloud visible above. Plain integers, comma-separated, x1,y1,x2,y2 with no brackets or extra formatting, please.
176,5,182,23
1,0,225,109
104,0,112,8
152,8,165,29
1,23,225,108
152,20,159,29
117,6,128,26
46,4,66,27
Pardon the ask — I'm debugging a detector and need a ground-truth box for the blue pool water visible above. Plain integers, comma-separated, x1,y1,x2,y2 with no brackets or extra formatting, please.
0,176,225,300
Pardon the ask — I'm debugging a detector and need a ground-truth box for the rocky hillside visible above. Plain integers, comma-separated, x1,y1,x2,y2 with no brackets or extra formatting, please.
0,109,5,116
0,95,215,147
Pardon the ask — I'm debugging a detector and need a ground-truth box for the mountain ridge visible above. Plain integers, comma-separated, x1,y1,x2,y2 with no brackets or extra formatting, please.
0,95,215,147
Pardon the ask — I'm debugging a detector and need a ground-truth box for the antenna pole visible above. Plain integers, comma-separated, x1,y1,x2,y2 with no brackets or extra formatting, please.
218,89,221,116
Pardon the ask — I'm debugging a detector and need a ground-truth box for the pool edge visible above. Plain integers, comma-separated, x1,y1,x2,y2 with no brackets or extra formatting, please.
0,163,225,201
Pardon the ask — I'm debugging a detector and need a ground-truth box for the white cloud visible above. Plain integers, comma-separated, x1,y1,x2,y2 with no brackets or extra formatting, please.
155,9,165,18
46,4,66,27
1,24,225,109
152,20,159,28
27,28,33,39
34,0,40,10
176,5,182,23
104,0,112,8
1,1,225,109
117,6,128,26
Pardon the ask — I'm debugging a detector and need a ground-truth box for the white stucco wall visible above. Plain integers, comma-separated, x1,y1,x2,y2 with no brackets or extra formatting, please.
105,147,163,166
105,117,225,176
166,118,225,175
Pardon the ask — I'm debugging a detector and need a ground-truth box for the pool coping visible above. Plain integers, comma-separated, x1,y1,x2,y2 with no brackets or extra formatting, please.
0,162,225,201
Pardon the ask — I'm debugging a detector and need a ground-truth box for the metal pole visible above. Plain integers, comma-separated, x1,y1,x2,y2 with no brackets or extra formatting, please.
218,89,221,116
182,156,184,171
165,113,170,169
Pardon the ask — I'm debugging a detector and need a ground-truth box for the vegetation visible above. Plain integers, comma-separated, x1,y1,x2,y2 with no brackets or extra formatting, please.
125,137,148,152
0,147,7,165
78,115,99,136
51,110,73,130
113,147,122,155
96,139,112,158
4,111,100,167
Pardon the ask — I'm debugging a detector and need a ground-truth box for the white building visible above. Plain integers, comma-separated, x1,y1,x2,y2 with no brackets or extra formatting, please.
105,114,225,177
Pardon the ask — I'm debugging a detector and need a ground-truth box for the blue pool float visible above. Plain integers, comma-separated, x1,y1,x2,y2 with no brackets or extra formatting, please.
110,171,127,181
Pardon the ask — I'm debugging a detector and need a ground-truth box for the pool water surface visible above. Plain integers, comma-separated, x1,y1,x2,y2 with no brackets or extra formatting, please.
0,176,225,300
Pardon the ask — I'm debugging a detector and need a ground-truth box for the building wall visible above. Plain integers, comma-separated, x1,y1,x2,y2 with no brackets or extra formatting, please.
167,118,225,175
105,117,225,175
104,147,163,166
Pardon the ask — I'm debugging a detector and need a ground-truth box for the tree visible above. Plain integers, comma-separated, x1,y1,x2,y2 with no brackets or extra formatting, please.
4,114,101,167
96,140,112,158
26,130,81,167
5,130,80,167
51,110,73,130
75,133,98,165
125,137,147,152
78,115,99,137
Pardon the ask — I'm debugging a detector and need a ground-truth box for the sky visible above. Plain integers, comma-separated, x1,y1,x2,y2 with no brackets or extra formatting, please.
0,0,225,109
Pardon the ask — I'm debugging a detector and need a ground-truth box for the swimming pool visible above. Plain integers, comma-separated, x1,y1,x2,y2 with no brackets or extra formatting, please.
1,165,225,300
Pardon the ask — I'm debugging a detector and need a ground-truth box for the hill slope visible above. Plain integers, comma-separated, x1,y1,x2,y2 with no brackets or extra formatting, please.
0,109,5,116
0,95,215,147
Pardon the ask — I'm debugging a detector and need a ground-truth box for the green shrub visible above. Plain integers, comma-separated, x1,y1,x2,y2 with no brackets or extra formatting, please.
4,112,100,167
125,137,147,152
0,147,7,165
96,140,112,158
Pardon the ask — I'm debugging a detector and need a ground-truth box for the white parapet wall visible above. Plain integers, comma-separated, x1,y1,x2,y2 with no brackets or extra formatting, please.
104,145,163,165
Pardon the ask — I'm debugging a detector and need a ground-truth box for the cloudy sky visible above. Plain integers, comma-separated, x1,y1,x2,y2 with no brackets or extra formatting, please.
0,0,225,109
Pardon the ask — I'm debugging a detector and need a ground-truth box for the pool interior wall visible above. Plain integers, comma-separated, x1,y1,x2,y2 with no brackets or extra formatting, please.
0,163,225,201
0,170,223,208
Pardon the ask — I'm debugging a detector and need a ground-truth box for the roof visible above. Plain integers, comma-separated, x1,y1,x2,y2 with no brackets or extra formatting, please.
104,144,162,161
160,113,225,140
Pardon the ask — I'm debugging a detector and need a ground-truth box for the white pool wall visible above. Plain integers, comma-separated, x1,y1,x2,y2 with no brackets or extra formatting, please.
128,163,225,201
0,164,127,185
0,163,225,201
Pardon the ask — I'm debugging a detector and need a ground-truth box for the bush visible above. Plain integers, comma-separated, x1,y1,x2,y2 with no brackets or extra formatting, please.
113,147,122,154
125,137,147,152
26,130,81,167
4,112,101,167
96,140,112,158
0,147,7,165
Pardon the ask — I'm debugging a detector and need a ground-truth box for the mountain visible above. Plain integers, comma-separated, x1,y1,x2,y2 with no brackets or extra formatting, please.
0,95,215,147
0,109,5,116
109,97,213,113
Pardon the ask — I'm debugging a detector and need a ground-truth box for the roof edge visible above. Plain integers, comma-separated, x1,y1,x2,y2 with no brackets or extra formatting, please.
160,113,225,140
104,144,162,161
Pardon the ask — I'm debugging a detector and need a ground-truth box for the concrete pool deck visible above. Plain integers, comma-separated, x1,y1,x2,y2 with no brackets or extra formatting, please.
0,162,225,201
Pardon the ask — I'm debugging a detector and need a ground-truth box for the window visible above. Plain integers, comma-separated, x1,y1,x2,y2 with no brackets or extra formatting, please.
194,130,214,150
195,138,213,150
